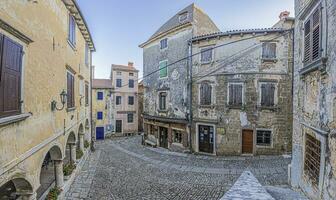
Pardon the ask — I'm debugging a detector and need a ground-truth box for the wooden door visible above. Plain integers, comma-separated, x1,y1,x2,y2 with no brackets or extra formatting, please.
242,130,253,154
116,120,122,133
159,127,168,148
96,127,104,140
198,125,214,153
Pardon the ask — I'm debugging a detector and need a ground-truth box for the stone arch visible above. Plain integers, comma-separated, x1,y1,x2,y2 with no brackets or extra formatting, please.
0,178,33,199
65,131,77,165
36,144,63,199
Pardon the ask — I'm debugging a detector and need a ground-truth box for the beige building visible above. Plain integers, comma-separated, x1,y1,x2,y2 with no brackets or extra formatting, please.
92,79,114,140
0,0,94,199
111,62,139,135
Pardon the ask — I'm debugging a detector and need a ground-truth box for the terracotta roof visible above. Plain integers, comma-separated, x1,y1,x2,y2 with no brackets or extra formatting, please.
92,79,113,89
111,64,139,72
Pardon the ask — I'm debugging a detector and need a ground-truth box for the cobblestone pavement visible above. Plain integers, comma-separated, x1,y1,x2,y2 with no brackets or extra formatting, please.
65,136,297,200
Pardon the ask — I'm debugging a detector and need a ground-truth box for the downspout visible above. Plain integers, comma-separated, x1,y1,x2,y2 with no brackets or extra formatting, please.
188,40,193,153
90,51,95,151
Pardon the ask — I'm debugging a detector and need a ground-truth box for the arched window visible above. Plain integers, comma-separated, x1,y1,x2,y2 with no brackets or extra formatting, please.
200,82,212,105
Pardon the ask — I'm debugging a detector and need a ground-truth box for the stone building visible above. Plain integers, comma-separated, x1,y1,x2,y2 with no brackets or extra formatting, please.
291,0,336,199
0,0,94,199
92,79,114,140
111,62,139,135
138,80,144,132
140,3,219,151
190,12,294,155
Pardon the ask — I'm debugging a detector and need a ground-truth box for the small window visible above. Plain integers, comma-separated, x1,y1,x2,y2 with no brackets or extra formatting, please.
262,43,276,59
85,43,89,66
304,134,321,187
97,112,103,120
260,82,275,107
159,60,168,78
128,96,134,105
97,91,104,100
129,79,134,88
85,84,89,105
129,72,134,76
179,12,188,23
200,82,212,105
116,96,122,105
160,38,168,49
68,14,76,46
116,79,122,87
67,71,75,108
159,92,167,110
127,113,134,123
303,6,322,65
228,83,243,106
173,130,182,143
256,130,271,146
201,47,213,63
117,71,122,75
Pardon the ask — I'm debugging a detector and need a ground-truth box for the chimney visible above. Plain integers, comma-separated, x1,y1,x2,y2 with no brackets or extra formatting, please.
128,62,134,67
279,11,290,20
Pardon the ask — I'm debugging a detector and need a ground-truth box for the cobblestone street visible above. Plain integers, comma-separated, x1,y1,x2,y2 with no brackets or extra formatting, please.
65,136,303,200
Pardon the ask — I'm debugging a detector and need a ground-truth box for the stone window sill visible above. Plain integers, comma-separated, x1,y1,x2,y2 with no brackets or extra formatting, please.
158,109,168,113
67,107,76,112
257,105,279,111
299,57,327,76
0,113,31,126
262,58,278,63
226,104,244,109
199,105,215,109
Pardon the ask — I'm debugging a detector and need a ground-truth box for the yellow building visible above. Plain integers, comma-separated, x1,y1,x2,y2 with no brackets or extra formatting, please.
0,0,94,199
92,79,114,140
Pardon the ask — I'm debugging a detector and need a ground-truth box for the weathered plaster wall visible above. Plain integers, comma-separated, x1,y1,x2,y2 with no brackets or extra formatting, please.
92,88,114,134
0,0,92,195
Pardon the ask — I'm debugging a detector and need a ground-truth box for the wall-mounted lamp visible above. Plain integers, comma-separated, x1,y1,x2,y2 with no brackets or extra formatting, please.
51,90,67,111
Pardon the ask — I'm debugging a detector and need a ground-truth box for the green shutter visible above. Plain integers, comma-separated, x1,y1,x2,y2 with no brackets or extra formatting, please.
159,61,168,78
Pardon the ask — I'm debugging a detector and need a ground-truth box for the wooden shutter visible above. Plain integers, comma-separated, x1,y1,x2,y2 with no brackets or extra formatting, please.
312,9,321,60
85,84,89,105
236,85,243,105
200,83,211,105
67,72,75,108
304,20,311,63
229,84,233,105
261,84,266,106
0,36,23,117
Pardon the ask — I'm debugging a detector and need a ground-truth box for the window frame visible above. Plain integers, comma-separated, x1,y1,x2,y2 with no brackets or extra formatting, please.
97,91,104,100
128,79,134,88
116,78,122,87
116,96,122,105
68,14,76,48
227,82,244,107
127,113,134,123
97,111,103,120
85,83,89,106
199,82,213,106
160,38,168,50
200,46,213,64
179,12,189,23
66,70,75,109
116,71,122,76
256,129,272,147
262,42,277,60
303,133,321,188
159,60,168,79
129,72,134,76
128,96,134,105
85,42,89,67
173,129,182,144
158,92,167,111
259,81,277,107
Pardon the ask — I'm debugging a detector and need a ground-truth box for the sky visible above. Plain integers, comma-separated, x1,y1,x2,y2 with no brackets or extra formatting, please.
77,0,294,79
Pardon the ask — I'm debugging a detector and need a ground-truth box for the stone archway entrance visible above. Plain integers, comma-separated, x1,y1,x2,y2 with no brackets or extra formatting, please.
36,145,63,199
65,132,77,165
0,178,34,199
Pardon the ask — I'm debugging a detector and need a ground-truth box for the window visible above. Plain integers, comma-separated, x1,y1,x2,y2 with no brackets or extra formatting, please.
160,38,168,49
117,71,122,75
67,71,75,109
303,6,321,65
159,60,168,78
128,96,134,105
228,83,243,106
173,130,182,143
304,134,321,187
129,72,134,76
97,91,104,100
68,14,76,46
179,12,188,23
127,113,134,123
262,43,276,59
159,92,167,110
200,82,212,105
116,96,122,105
85,83,89,105
256,130,272,146
129,79,134,88
201,47,213,63
116,79,122,87
0,34,23,117
97,111,103,120
260,82,275,107
85,43,89,66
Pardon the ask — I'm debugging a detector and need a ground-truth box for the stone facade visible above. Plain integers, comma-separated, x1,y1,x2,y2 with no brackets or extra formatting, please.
0,0,94,199
92,79,114,139
291,0,336,199
191,15,294,155
138,80,144,132
140,4,219,152
111,62,139,135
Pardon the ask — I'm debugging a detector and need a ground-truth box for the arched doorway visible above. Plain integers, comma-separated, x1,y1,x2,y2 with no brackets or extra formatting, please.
0,178,33,199
65,132,76,165
36,145,63,199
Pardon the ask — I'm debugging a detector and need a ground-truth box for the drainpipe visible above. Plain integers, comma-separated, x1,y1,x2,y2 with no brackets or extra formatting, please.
188,40,193,152
90,51,95,151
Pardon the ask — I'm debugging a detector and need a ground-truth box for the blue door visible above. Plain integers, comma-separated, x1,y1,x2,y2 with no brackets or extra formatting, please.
96,127,104,140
